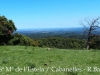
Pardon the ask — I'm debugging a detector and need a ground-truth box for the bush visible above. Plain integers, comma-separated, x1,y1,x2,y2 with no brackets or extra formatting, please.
38,37,86,49
8,33,35,46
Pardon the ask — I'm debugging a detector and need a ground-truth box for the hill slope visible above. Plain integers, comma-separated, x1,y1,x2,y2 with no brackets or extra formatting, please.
0,46,100,75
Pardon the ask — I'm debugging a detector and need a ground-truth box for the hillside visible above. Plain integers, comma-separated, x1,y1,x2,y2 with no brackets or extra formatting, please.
15,27,85,39
0,46,100,75
15,27,100,39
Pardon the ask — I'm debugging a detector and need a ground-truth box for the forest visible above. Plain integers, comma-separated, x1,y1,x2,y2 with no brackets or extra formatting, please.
0,15,100,50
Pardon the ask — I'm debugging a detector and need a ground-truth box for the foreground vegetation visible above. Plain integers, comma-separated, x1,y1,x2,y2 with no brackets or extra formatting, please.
0,46,100,75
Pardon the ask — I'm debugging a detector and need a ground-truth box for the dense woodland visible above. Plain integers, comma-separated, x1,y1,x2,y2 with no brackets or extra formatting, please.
37,37,86,49
0,15,100,50
8,33,100,49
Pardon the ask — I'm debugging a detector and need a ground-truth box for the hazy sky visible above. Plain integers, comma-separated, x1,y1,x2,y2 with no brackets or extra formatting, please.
0,0,100,29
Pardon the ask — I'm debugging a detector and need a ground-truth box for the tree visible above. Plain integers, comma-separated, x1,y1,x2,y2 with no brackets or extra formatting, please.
0,15,17,45
90,36,100,49
8,33,35,46
81,17,100,50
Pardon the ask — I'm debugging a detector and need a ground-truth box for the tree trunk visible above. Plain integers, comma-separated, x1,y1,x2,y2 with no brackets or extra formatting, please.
86,26,92,50
87,45,90,50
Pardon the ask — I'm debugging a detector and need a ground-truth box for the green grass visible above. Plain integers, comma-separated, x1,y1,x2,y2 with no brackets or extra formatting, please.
0,46,100,75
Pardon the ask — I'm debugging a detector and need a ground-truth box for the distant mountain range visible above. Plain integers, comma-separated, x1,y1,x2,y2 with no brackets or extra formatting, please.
14,27,100,39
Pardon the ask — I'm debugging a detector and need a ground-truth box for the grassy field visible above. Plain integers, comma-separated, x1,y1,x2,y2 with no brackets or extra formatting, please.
0,46,100,75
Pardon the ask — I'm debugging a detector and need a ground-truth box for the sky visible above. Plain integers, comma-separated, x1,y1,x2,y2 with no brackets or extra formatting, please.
0,0,100,29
